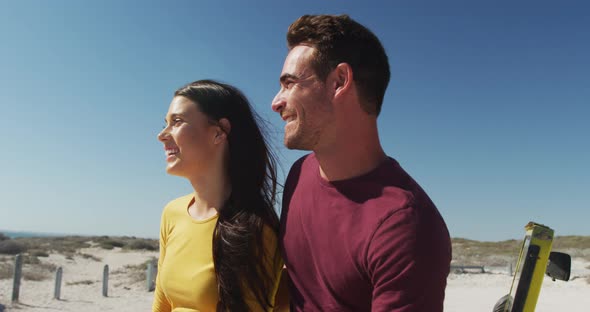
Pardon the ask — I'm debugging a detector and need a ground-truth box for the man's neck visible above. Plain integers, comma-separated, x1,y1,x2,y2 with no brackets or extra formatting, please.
314,124,386,182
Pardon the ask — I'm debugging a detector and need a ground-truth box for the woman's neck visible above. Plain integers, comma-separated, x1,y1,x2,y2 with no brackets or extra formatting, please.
187,169,231,220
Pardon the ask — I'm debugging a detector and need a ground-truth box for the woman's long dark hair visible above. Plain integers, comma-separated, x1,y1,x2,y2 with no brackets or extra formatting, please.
174,80,280,312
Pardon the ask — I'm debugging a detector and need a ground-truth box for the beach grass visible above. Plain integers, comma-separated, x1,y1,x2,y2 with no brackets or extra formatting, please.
0,257,56,281
1,232,588,283
451,236,590,266
66,279,97,286
0,262,12,280
0,234,158,257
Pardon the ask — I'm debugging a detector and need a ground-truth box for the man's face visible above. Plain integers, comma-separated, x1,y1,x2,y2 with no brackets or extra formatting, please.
272,45,333,150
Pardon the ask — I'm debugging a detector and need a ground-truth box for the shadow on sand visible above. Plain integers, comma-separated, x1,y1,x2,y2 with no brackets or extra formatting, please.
6,302,62,311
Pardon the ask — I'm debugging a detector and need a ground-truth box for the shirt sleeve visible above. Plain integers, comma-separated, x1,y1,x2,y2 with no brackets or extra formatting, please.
366,206,444,312
152,208,172,312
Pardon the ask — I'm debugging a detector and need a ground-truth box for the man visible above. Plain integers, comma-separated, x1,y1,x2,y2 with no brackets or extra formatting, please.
272,15,451,312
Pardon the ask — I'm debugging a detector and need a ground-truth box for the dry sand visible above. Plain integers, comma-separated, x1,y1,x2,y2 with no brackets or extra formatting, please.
1,248,589,311
0,247,157,311
445,259,590,312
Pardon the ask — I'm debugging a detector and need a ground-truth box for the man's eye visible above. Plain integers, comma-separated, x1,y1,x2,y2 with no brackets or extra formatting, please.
173,119,183,125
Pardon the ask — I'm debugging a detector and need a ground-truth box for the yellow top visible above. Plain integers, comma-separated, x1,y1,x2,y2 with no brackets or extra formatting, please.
152,194,283,312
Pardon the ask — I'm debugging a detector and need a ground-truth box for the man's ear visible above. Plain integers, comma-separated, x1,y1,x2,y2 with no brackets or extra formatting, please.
331,63,353,99
214,118,231,144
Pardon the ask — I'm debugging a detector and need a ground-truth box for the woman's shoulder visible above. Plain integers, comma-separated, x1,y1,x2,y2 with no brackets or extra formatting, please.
163,193,194,213
261,224,281,259
261,223,279,240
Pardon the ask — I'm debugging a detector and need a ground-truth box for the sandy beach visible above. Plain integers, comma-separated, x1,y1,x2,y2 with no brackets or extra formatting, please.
445,259,590,312
0,246,158,312
1,247,589,311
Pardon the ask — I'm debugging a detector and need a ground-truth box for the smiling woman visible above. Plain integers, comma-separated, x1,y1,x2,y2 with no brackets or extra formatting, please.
154,80,287,312
159,95,223,180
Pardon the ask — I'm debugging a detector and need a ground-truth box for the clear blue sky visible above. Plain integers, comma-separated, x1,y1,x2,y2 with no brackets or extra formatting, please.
1,1,588,241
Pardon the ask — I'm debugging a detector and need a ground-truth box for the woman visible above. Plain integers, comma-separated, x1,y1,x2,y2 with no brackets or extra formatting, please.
153,80,284,312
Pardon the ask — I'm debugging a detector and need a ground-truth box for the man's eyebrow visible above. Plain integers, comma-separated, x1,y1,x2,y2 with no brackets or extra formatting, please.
279,73,298,84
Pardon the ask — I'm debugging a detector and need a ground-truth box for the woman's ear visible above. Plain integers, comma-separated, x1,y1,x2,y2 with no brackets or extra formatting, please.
214,118,231,144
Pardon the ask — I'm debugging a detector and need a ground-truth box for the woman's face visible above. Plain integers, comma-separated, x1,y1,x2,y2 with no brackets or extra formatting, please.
157,96,220,178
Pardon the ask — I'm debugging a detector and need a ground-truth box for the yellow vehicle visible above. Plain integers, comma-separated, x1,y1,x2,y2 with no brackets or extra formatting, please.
493,222,571,312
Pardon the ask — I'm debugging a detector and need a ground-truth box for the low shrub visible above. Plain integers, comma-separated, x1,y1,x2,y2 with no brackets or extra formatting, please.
126,239,158,251
67,280,95,286
30,250,50,257
0,233,9,241
79,253,101,262
99,239,125,250
0,240,27,255
0,263,13,280
23,255,40,265
23,268,50,281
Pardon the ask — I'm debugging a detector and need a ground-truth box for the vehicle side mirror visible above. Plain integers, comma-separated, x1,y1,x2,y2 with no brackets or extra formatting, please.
545,251,571,281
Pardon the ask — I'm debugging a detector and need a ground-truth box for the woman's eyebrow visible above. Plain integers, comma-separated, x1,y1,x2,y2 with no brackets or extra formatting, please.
163,114,178,125
165,113,184,120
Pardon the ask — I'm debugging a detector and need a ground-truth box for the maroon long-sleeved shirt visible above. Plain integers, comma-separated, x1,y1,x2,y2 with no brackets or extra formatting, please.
280,154,451,312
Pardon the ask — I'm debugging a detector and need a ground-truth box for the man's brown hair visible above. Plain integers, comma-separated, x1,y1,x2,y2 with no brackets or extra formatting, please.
287,14,390,115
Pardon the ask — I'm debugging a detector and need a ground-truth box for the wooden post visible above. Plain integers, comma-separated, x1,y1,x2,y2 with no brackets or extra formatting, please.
146,259,156,292
509,262,513,276
11,254,23,302
102,264,109,297
54,267,63,299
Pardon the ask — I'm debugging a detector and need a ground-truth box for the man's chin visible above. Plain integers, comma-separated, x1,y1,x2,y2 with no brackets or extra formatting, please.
285,137,311,151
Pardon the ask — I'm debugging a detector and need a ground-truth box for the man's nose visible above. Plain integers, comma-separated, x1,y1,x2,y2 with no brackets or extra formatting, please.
271,92,285,113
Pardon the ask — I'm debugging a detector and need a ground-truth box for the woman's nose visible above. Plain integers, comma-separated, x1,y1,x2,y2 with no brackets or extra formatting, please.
157,127,169,142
